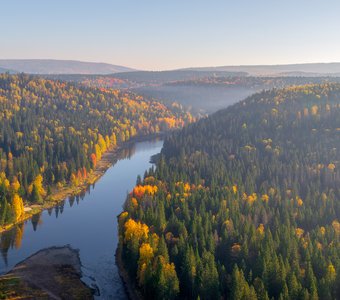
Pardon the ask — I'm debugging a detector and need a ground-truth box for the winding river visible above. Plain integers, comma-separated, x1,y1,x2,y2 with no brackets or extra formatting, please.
0,139,163,299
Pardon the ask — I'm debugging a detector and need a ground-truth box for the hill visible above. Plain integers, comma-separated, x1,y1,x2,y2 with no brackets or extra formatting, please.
0,74,192,229
185,62,340,76
0,59,135,74
113,70,246,84
0,67,16,74
119,84,340,299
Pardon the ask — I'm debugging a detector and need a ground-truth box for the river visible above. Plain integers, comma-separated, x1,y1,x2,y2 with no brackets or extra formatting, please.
0,139,163,299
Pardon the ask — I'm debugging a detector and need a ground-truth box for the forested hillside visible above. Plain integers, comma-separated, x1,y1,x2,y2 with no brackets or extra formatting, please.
0,74,192,227
119,84,340,299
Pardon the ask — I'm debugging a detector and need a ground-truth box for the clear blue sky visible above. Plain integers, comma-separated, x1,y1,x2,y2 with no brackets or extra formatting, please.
1,0,340,70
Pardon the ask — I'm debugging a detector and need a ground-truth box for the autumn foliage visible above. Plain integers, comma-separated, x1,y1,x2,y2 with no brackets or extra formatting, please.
0,74,192,226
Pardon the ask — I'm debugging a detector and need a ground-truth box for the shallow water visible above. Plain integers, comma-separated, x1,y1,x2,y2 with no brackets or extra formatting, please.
0,139,163,299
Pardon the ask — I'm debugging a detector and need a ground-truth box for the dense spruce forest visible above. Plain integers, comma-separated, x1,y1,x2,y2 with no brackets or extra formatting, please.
0,74,192,227
119,84,340,299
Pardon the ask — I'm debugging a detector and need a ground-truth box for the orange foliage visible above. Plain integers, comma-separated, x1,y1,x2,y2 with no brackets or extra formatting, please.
83,167,87,179
131,197,138,208
133,185,158,198
90,153,97,167
246,193,257,204
231,243,241,257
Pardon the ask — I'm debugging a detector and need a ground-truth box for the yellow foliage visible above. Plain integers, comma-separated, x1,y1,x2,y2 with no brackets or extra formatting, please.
11,177,20,192
319,226,326,236
295,227,304,238
14,223,24,249
257,223,265,235
98,134,107,152
124,218,149,242
3,179,10,189
28,174,46,197
327,163,336,171
144,176,155,184
137,243,154,286
70,173,79,186
138,262,147,287
15,131,23,139
327,263,336,281
12,194,24,222
95,144,102,160
139,243,154,265
232,185,238,194
247,193,257,204
184,183,191,193
261,194,269,203
119,211,129,221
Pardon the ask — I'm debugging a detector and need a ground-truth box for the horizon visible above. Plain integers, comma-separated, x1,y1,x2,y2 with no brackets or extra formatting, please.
2,0,340,70
2,58,340,72
0,1,340,298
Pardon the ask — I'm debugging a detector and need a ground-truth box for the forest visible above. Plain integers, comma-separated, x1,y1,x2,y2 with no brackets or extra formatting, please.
119,84,340,299
0,74,192,227
47,74,340,114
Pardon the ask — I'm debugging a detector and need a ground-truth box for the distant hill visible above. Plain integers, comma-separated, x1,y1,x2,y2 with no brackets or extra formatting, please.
113,70,247,84
184,62,340,76
0,66,16,74
0,59,135,74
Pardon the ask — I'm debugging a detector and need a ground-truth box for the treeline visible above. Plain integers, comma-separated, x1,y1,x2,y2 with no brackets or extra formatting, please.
167,76,340,89
119,84,340,299
0,74,193,226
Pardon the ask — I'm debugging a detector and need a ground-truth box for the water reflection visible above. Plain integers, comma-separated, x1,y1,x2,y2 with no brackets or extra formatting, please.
1,223,23,265
0,142,144,267
0,139,163,299
0,185,93,266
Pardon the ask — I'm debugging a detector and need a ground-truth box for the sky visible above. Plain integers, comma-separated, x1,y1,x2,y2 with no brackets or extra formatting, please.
1,0,340,70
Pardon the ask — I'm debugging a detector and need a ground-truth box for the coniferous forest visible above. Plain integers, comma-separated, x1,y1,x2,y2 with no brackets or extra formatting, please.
3,2,340,299
0,74,192,227
119,84,340,299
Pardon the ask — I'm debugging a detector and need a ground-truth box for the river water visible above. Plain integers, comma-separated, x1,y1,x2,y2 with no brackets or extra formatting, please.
0,139,163,299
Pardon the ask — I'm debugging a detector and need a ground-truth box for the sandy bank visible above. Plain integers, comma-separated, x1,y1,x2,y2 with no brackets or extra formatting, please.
0,245,93,299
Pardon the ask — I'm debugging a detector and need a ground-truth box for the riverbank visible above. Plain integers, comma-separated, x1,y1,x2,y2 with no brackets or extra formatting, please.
116,239,142,300
0,246,93,299
0,133,164,234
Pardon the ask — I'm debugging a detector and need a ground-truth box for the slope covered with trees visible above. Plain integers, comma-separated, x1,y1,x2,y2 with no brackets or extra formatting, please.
0,74,193,227
119,84,340,299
